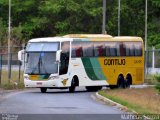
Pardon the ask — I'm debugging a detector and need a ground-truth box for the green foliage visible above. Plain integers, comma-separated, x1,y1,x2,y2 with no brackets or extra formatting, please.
156,83,160,93
152,0,160,7
99,90,151,114
0,18,7,45
2,82,24,90
148,34,160,48
154,75,160,83
2,83,15,90
154,75,160,93
0,0,159,46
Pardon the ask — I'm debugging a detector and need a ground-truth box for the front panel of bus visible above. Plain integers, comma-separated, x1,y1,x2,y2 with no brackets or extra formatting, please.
24,41,71,88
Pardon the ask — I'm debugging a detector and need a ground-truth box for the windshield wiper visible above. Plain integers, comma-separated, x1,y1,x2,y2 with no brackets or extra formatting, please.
29,54,49,74
39,56,49,74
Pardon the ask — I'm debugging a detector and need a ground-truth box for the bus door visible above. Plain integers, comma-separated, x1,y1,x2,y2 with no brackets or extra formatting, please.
59,41,70,75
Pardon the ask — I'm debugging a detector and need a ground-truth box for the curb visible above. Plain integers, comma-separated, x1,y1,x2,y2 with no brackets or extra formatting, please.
95,92,138,114
95,92,153,119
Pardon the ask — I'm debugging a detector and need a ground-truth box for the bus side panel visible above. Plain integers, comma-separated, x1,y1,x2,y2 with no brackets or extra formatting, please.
98,57,144,86
70,58,109,86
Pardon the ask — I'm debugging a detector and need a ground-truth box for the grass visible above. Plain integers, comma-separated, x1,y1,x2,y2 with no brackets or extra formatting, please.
99,87,160,114
0,70,24,90
145,74,158,85
154,74,160,93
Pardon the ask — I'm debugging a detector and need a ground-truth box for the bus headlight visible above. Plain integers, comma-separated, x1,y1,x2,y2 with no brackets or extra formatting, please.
24,75,29,80
49,74,59,80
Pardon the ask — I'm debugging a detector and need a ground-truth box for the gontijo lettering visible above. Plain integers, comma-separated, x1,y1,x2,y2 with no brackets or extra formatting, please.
104,59,126,65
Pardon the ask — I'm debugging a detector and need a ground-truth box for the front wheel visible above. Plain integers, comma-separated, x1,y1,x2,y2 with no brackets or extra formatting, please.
40,88,47,93
69,78,76,93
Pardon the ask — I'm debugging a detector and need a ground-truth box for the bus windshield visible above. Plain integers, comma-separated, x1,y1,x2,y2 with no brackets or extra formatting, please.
24,42,59,75
25,52,58,75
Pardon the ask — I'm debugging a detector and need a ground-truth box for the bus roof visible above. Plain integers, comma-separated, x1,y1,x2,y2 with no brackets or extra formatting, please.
113,36,143,42
28,35,143,43
64,34,143,42
28,37,71,42
63,34,113,39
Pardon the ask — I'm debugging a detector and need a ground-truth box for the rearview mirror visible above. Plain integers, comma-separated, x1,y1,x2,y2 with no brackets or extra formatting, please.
56,50,62,63
18,50,25,62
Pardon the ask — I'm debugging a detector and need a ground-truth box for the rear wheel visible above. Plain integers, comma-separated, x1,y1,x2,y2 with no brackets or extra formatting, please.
117,75,125,89
40,88,47,93
125,75,132,88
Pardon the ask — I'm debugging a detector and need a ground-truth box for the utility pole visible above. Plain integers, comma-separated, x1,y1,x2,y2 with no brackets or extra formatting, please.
8,0,11,82
145,0,148,51
145,0,148,77
118,0,121,36
102,0,106,34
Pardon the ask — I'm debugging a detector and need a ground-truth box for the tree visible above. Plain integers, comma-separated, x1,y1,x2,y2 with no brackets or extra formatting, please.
0,0,160,48
148,0,160,48
0,18,7,46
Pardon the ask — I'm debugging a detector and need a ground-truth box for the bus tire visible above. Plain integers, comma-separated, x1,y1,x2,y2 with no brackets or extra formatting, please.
117,75,125,89
40,88,47,93
126,75,132,88
69,77,76,93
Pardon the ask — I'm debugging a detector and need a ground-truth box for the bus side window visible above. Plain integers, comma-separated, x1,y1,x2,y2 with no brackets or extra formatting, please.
135,42,142,56
82,42,94,57
119,42,126,56
94,42,105,57
130,44,135,56
124,42,130,56
60,41,70,75
126,47,130,56
105,42,117,57
105,46,110,57
125,42,135,56
110,42,117,57
116,43,120,56
76,47,82,57
72,42,82,57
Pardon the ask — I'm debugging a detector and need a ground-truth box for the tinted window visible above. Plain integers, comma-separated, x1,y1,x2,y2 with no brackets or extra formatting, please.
94,42,106,57
135,42,142,56
72,41,83,57
126,42,135,56
105,42,117,57
124,42,142,56
72,41,142,57
82,42,94,57
119,42,126,56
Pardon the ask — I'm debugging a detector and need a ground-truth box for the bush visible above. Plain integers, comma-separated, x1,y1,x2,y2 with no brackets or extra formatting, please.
17,82,25,89
2,83,16,90
2,82,24,90
155,83,160,93
154,75,160,93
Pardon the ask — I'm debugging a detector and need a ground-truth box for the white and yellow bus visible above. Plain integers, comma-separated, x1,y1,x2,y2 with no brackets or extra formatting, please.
18,34,144,93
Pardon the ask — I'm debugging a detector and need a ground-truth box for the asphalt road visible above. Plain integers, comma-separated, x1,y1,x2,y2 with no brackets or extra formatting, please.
0,87,126,120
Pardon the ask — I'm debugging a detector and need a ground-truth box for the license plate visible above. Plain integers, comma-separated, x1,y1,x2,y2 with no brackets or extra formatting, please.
37,82,42,85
